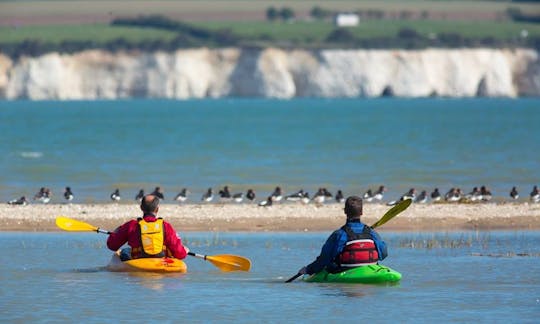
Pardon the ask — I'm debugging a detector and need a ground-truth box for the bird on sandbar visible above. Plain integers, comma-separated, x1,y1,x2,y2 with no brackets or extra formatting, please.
151,186,164,200
233,192,244,203
246,189,256,202
401,188,417,201
270,186,283,202
510,186,519,200
387,188,416,206
258,196,273,207
373,185,386,201
34,187,51,204
530,185,539,203
323,188,333,200
285,189,305,202
218,186,232,202
8,196,28,206
465,187,481,202
445,188,462,202
415,190,428,203
480,186,492,202
201,188,213,202
363,189,374,202
301,192,311,204
110,189,121,202
335,190,345,203
135,189,145,202
174,188,189,203
313,188,326,205
430,188,441,202
64,186,74,203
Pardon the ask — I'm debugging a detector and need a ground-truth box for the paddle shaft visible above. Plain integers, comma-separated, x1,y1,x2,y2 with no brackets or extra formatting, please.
285,273,302,283
188,252,207,260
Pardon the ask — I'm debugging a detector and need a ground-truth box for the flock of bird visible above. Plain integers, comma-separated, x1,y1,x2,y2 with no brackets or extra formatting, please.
6,184,540,206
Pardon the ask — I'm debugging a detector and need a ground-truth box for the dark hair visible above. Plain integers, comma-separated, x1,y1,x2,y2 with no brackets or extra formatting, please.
141,195,160,213
344,196,363,219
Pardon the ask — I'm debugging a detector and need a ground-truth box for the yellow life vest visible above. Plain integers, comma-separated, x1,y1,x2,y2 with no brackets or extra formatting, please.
138,218,165,257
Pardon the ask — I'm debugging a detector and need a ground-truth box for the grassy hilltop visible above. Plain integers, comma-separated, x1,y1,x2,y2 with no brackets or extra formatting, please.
0,0,539,57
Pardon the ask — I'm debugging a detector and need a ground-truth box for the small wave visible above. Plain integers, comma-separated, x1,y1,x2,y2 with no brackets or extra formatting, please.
19,151,43,159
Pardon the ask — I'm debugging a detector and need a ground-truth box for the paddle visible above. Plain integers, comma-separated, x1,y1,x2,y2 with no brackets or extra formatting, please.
55,216,251,272
285,198,412,283
187,252,251,272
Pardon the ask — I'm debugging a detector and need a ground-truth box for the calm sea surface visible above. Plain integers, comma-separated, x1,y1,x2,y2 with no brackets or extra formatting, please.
0,98,539,203
1,231,539,323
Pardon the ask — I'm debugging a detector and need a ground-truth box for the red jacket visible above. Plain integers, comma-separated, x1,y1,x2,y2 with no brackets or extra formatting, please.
107,214,188,260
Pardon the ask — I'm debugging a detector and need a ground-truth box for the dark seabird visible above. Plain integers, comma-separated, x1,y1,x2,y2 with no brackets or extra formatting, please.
430,188,441,202
219,186,232,202
135,189,145,202
480,186,492,202
373,185,386,201
285,189,305,202
8,196,28,206
510,186,519,200
174,188,189,203
363,189,374,202
233,192,244,203
246,189,256,202
110,189,121,202
202,188,213,202
530,185,539,203
335,190,345,203
151,187,164,200
258,196,273,207
64,186,74,203
270,186,283,202
415,190,428,203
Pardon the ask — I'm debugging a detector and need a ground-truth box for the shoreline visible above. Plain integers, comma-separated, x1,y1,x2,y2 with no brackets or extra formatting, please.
2,202,540,232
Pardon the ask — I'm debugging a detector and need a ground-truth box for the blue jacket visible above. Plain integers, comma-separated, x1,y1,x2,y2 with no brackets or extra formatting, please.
305,220,388,275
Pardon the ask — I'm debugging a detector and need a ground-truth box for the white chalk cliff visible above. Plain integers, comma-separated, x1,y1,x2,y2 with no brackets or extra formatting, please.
0,48,538,99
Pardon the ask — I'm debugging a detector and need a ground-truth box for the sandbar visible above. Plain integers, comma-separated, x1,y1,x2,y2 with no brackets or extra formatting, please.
1,202,540,232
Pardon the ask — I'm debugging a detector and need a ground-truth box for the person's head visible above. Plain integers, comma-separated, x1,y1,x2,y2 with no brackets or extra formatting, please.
141,194,160,214
344,196,363,220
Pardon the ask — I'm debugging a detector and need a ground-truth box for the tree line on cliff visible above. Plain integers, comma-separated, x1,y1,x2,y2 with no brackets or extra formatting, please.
1,14,539,59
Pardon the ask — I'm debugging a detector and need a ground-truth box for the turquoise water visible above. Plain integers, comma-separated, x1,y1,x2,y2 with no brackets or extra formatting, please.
1,98,539,203
1,231,539,323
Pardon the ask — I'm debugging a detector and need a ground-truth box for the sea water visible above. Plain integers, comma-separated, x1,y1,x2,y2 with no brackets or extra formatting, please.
0,98,539,202
0,231,539,323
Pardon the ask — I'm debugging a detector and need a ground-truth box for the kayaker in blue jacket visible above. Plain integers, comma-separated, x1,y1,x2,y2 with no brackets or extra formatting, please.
298,196,388,275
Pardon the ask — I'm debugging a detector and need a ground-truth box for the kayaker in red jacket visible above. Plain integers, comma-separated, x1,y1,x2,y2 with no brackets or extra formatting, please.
107,194,189,261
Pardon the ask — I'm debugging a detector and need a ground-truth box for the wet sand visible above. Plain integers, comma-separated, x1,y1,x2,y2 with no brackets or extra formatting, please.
2,202,540,232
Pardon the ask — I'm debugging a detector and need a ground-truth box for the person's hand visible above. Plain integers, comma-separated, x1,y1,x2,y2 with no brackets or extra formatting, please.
298,266,307,275
184,246,190,254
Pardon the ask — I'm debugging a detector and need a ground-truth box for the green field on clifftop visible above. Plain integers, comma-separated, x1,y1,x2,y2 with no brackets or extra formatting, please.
0,0,538,55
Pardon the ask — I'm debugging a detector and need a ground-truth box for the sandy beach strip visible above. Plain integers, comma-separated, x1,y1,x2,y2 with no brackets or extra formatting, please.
2,202,540,232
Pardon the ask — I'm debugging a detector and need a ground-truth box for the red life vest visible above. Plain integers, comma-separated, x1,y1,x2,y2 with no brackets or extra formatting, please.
337,225,379,267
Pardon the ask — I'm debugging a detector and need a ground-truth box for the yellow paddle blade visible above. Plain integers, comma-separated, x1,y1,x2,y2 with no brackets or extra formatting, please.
371,198,412,229
206,254,252,272
56,216,98,232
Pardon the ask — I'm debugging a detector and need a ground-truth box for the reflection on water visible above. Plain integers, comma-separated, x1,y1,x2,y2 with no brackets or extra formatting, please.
73,267,107,273
321,284,369,298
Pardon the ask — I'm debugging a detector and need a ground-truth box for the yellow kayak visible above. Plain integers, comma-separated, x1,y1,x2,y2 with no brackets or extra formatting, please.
107,251,187,273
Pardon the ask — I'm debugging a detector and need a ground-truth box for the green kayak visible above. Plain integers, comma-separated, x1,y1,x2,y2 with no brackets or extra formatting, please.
303,264,402,284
